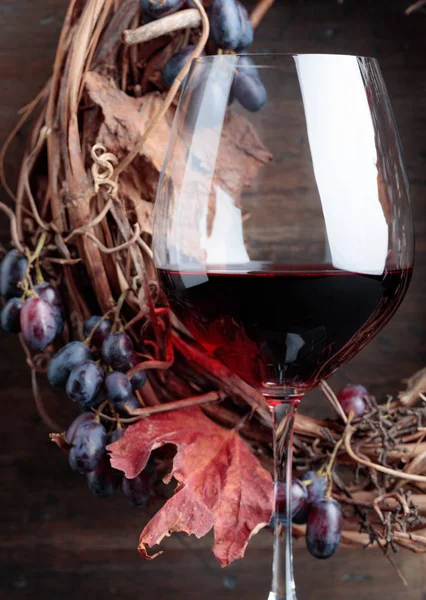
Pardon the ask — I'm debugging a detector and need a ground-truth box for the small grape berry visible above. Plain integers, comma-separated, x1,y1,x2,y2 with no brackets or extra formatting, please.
34,282,64,334
66,361,105,407
276,479,308,524
48,341,93,389
102,331,134,371
338,384,369,418
0,250,28,299
122,471,150,507
1,297,23,333
83,315,112,348
20,296,57,350
306,498,343,559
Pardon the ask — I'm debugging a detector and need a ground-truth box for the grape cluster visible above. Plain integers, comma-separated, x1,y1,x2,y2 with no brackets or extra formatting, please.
157,0,266,112
48,317,146,412
0,250,63,350
277,472,342,559
50,315,149,502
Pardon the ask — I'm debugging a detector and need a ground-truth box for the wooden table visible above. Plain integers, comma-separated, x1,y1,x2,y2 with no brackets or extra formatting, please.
0,1,425,598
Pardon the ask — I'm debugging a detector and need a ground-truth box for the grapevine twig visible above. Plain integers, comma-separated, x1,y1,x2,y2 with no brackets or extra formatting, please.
98,391,222,424
344,423,426,483
250,0,277,29
319,380,348,423
123,9,202,45
0,202,25,253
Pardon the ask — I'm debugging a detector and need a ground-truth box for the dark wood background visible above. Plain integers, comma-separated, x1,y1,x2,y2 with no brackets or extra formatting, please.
1,1,426,598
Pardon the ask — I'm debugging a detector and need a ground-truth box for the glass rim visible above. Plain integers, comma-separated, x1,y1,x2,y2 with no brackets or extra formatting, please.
194,52,378,67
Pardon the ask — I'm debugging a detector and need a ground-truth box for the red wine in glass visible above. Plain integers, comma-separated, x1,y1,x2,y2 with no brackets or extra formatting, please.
159,263,411,393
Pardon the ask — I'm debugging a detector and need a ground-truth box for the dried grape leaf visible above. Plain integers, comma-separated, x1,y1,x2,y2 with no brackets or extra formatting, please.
108,406,273,566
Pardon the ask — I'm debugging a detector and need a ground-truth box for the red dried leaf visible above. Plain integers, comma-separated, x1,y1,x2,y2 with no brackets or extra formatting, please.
108,406,273,566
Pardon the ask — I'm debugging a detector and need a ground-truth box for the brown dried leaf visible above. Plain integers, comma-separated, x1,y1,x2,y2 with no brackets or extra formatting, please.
108,406,273,566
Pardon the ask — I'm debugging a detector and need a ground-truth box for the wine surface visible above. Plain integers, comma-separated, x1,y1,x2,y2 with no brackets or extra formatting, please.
159,263,411,392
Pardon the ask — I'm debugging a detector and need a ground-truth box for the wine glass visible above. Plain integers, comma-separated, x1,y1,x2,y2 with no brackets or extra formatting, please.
152,54,414,599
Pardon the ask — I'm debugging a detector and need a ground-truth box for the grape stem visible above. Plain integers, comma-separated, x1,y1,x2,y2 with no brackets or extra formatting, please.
94,390,222,424
123,9,202,46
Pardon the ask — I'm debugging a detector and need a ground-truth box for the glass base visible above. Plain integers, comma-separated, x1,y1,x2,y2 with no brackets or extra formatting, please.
268,594,286,600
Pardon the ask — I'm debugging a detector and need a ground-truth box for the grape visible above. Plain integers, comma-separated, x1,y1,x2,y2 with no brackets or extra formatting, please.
162,45,197,89
48,341,92,389
69,420,107,473
87,454,121,498
338,384,368,418
232,63,267,112
0,250,28,299
102,331,134,371
122,471,150,506
1,297,23,333
109,427,124,443
83,315,112,348
128,355,147,391
20,297,57,350
209,0,242,51
301,470,327,505
292,503,310,525
276,479,308,524
105,371,132,408
34,282,64,334
65,412,95,444
235,2,253,50
306,498,342,559
66,361,105,407
141,0,185,19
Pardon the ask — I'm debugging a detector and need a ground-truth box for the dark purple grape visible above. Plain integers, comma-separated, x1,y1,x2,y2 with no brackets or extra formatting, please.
83,315,112,348
338,384,368,418
306,498,342,559
276,479,308,525
69,420,107,474
209,0,242,50
65,412,95,444
102,331,134,371
162,45,196,89
141,0,185,19
34,282,64,334
87,453,122,498
48,341,92,389
128,355,147,391
66,361,105,407
20,297,57,350
0,250,28,299
292,503,310,525
122,471,149,507
109,427,124,443
232,67,267,112
301,470,327,505
105,371,133,409
235,2,253,50
1,297,23,333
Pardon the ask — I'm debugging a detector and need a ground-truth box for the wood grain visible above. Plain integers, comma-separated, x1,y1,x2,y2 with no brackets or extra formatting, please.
1,0,426,598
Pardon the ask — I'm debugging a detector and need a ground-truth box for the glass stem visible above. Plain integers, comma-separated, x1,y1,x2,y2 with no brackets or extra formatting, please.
268,397,301,600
